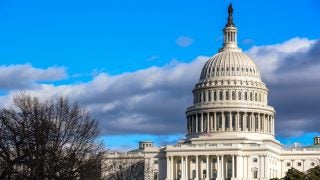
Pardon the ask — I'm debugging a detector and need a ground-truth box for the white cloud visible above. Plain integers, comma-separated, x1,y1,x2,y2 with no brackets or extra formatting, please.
1,37,320,138
176,36,194,47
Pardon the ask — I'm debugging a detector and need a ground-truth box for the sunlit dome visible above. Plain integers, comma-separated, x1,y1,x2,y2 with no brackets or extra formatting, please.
200,51,261,81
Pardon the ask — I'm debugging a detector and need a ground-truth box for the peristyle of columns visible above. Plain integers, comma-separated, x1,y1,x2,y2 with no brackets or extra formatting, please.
187,111,274,135
166,154,241,180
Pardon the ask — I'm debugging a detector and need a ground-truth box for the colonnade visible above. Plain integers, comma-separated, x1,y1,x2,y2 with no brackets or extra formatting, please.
166,154,270,180
187,111,274,135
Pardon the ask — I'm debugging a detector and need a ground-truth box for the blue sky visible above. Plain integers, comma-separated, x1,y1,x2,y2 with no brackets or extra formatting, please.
0,0,319,150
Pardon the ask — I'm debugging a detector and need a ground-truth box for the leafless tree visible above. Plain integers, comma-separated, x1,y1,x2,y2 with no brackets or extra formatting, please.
0,93,104,179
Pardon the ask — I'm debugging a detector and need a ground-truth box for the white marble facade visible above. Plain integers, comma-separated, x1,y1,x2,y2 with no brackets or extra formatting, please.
104,4,320,180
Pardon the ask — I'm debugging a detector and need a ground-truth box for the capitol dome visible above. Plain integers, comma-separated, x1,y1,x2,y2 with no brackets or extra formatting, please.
185,3,275,141
200,51,261,82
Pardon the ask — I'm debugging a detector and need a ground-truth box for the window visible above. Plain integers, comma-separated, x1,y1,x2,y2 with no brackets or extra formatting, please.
214,91,217,101
259,93,261,102
154,160,158,164
232,115,235,129
239,115,243,129
250,92,253,101
311,162,316,166
255,93,257,101
287,162,291,167
203,92,206,102
226,91,229,100
225,114,229,129
297,162,302,166
153,172,158,180
203,170,207,178
254,170,258,178
192,170,196,178
219,91,223,100
253,158,258,163
232,91,236,100
208,90,212,102
244,92,248,100
238,91,242,100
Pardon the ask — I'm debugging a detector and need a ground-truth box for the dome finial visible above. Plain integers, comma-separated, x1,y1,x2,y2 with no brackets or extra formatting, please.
226,3,235,27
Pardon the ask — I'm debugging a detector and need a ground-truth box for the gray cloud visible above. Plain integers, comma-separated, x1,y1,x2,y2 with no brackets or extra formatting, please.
1,37,319,138
0,64,67,90
247,37,320,137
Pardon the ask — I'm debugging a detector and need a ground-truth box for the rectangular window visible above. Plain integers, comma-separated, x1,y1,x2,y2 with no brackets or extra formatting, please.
154,160,158,164
153,172,158,180
254,170,258,178
287,162,291,167
253,158,258,163
297,162,302,166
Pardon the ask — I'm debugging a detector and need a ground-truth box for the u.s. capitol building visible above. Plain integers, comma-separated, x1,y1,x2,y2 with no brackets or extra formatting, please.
104,4,320,180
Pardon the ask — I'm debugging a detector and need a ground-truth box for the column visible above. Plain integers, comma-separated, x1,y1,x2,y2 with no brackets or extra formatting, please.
186,156,189,180
235,112,239,131
232,155,235,179
236,155,242,179
214,112,217,131
247,155,251,179
210,113,213,132
171,156,174,179
201,113,204,132
251,113,254,132
207,113,210,132
217,156,220,179
265,156,269,179
272,116,274,134
181,156,185,179
222,112,225,131
229,112,232,131
191,115,196,133
196,114,198,133
244,113,247,131
258,114,261,133
206,155,210,180
243,156,247,179
196,155,199,179
221,155,224,179
259,156,262,179
167,156,170,179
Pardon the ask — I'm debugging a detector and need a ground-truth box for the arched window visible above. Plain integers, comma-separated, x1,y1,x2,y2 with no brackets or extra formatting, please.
203,92,206,102
255,93,257,101
238,91,242,100
244,92,248,100
214,91,217,101
219,91,223,100
232,91,236,100
250,92,253,101
226,91,229,100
